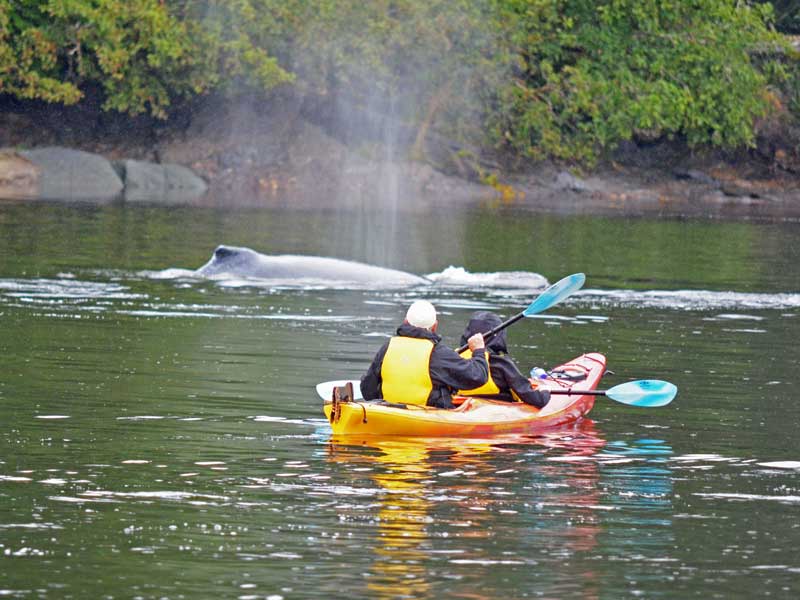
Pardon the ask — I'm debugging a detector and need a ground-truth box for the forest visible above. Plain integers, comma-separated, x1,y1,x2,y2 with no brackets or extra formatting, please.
1,0,798,167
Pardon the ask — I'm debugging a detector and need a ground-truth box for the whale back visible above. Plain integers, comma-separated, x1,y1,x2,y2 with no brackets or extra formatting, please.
196,245,265,277
195,245,429,287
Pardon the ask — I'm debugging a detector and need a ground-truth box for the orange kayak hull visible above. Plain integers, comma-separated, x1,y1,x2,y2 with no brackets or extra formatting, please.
323,353,606,437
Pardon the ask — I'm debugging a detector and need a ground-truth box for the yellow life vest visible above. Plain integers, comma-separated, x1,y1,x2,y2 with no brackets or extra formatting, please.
457,350,500,396
381,336,434,406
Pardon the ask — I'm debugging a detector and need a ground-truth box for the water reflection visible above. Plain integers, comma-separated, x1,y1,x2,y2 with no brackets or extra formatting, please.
601,439,674,520
363,441,431,598
326,422,665,599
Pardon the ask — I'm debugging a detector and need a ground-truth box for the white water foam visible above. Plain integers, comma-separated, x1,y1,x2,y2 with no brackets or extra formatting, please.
695,493,800,504
140,268,196,280
424,266,548,290
82,490,229,501
578,288,800,311
5,273,799,316
757,461,800,470
252,415,309,425
0,523,62,530
0,278,145,300
142,266,800,311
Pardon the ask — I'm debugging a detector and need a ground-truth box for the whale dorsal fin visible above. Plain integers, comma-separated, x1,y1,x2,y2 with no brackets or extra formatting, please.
213,245,237,259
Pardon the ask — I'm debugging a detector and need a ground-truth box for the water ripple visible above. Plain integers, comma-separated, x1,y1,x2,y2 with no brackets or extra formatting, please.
579,288,800,310
695,493,800,504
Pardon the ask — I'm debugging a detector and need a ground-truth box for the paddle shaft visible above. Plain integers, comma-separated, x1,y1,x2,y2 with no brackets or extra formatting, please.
456,311,526,354
453,273,585,354
548,389,607,396
317,378,675,406
545,379,677,406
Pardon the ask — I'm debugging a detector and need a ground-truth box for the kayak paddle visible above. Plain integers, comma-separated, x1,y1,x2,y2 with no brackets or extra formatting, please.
316,378,676,407
316,379,363,401
317,272,585,401
548,379,677,407
456,272,585,353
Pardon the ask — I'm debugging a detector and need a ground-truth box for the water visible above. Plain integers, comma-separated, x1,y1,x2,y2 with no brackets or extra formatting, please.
1,201,799,598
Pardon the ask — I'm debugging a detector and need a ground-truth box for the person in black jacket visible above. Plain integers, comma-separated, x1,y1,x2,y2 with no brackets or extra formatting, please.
458,311,550,408
360,300,489,409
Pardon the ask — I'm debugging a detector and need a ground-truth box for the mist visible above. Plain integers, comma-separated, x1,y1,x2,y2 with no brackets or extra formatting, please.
245,0,508,270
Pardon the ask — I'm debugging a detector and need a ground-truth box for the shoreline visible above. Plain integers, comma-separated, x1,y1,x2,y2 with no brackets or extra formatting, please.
1,96,798,220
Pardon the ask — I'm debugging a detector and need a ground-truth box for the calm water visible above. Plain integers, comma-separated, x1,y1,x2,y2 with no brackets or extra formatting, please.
1,201,799,599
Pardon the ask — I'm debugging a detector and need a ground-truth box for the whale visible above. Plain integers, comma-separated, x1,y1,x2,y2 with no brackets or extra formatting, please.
195,245,431,287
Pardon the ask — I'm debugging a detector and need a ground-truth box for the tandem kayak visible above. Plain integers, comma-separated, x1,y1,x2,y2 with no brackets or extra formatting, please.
322,352,607,437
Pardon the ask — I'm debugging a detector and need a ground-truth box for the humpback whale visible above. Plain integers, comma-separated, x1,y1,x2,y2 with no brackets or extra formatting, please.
195,245,430,287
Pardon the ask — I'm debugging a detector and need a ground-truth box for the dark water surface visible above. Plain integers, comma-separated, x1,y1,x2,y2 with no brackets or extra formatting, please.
1,201,799,599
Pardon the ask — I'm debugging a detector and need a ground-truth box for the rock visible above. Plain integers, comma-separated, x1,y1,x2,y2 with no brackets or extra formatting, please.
163,164,208,198
120,159,207,202
20,147,123,201
118,160,164,200
554,170,590,193
720,181,762,199
0,150,39,200
673,168,719,186
287,120,349,172
157,93,300,182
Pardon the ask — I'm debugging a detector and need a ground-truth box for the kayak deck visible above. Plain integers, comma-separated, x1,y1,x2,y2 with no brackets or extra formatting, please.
323,353,607,437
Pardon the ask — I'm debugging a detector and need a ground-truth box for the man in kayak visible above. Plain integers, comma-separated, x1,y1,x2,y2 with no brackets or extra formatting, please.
360,300,489,408
457,311,550,408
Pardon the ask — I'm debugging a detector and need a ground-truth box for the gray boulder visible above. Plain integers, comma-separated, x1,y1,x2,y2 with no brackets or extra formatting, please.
554,170,591,193
20,147,123,201
120,159,207,202
0,150,39,199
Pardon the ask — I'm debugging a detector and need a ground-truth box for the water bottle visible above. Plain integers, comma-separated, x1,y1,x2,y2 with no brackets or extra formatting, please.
530,367,548,380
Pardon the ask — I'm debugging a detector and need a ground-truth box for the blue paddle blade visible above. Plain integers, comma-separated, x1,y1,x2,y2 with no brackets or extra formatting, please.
524,273,585,317
606,380,677,407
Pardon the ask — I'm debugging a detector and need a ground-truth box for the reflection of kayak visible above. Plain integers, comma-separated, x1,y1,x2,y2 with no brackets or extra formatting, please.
323,353,607,437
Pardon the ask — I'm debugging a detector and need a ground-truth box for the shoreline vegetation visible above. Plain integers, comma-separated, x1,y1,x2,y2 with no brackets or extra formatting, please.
1,1,799,216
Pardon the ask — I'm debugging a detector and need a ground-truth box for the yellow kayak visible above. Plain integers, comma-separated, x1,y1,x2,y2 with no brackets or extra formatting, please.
323,353,607,437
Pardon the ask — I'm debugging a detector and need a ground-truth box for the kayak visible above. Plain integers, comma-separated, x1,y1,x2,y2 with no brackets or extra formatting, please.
322,352,607,437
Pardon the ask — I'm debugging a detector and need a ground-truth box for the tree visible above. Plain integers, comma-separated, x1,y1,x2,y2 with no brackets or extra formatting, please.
490,0,787,163
0,0,82,104
0,0,292,118
0,0,793,166
755,0,800,34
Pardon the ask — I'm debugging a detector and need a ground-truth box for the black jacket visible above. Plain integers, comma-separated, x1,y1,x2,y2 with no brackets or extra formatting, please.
480,354,550,408
360,323,489,408
460,311,550,408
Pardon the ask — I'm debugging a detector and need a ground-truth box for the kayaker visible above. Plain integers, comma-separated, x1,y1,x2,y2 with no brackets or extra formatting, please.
360,300,489,408
457,311,550,408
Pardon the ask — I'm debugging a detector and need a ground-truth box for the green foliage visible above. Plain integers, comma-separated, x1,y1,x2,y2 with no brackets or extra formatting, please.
250,0,793,164
257,0,506,149
491,0,786,163
180,1,294,94
755,0,800,34
0,0,794,164
0,0,292,117
784,52,800,117
0,0,82,103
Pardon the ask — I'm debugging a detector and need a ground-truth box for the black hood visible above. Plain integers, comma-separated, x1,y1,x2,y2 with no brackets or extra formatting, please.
460,311,508,354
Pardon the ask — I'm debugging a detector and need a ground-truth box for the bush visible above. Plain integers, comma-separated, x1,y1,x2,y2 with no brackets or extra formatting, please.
0,0,292,118
0,0,793,167
489,0,787,163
